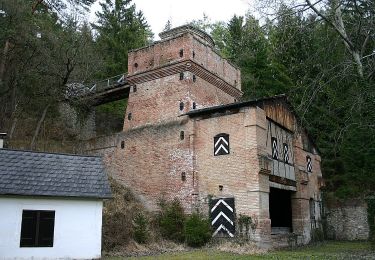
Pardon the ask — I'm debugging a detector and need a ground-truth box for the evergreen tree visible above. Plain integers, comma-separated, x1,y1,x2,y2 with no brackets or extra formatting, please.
219,14,293,100
163,19,172,31
93,0,152,76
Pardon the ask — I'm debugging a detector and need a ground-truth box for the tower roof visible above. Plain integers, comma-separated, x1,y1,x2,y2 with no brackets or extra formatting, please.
159,25,215,47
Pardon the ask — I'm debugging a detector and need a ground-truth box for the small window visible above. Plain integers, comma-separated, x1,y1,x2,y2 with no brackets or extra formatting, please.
134,63,138,68
193,75,196,82
128,113,132,120
121,141,125,149
179,72,184,80
133,85,137,92
192,102,196,109
181,172,186,181
179,49,183,57
219,185,223,191
180,131,185,140
271,137,278,160
20,210,55,247
283,143,289,163
179,102,184,111
234,80,237,86
193,51,195,58
306,155,312,172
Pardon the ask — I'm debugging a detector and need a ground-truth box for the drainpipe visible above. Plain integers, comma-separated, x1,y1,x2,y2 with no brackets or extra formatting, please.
0,133,7,148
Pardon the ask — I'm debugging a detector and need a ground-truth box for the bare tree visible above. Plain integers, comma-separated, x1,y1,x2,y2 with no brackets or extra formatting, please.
255,0,374,80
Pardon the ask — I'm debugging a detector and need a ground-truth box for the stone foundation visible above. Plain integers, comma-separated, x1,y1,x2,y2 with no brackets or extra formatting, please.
325,199,369,240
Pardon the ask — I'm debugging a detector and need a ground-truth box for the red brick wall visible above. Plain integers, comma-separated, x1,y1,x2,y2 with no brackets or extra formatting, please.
128,34,189,76
128,33,241,91
124,73,236,131
106,119,194,211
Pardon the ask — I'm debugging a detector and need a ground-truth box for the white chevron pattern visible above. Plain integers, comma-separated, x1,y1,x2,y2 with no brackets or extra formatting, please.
214,137,228,147
213,224,234,237
214,144,228,155
210,199,233,213
211,211,234,226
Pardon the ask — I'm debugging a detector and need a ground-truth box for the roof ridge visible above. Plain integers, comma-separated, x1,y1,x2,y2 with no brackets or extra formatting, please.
0,148,100,158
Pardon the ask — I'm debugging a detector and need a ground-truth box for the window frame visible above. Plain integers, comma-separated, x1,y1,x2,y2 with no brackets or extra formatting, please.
306,155,313,173
20,210,55,248
271,137,278,160
283,143,289,163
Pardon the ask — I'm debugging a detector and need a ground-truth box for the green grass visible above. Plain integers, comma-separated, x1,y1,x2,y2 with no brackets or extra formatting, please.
104,241,374,259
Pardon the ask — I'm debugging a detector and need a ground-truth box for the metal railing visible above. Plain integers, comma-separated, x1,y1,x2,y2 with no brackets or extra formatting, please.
65,73,127,99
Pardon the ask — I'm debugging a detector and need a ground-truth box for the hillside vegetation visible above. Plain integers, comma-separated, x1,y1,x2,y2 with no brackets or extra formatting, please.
0,0,374,198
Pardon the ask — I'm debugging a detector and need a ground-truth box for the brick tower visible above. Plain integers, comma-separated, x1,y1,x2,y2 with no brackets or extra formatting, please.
112,25,242,211
125,25,242,130
90,25,324,245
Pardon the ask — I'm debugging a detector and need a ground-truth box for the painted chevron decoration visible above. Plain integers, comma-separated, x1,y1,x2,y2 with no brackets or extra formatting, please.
212,224,234,237
214,134,230,156
210,198,235,237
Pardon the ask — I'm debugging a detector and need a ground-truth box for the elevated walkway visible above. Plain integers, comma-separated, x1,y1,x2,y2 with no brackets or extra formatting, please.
66,74,130,106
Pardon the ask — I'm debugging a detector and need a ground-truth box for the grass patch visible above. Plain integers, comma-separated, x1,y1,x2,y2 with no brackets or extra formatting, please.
103,241,374,259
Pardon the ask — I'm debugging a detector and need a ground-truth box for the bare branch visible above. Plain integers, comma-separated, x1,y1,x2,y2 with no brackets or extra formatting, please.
305,0,355,50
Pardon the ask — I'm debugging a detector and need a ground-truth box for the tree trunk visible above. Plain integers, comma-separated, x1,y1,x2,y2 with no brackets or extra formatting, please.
10,80,18,116
334,3,364,79
9,117,18,139
0,39,10,85
30,104,49,150
305,0,364,79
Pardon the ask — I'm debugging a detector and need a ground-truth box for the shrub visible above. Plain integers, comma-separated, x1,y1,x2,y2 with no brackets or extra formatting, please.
133,212,149,244
367,197,375,248
184,213,211,247
102,211,132,251
158,198,185,242
310,227,324,244
238,214,252,238
102,178,148,250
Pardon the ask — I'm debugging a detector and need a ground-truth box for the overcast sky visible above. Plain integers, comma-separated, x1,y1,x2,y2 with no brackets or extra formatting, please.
90,0,253,39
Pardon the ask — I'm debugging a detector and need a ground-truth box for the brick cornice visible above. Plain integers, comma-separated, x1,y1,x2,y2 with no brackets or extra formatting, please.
127,60,243,99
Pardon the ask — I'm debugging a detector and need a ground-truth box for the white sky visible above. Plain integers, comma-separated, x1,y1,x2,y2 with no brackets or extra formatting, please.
90,0,253,39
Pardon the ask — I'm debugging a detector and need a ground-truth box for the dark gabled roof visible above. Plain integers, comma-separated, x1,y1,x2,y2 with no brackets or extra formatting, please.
0,149,112,199
184,94,290,117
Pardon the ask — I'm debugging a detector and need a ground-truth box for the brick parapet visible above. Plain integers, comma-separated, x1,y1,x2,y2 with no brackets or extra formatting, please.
128,33,241,92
